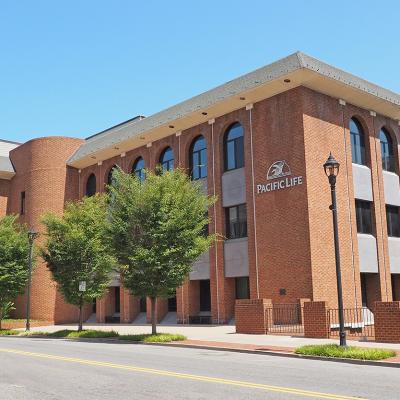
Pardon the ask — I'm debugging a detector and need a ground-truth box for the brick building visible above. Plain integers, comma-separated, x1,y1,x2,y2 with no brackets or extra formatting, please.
2,52,400,325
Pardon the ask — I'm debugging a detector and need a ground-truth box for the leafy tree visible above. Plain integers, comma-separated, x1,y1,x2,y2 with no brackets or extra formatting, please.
42,194,117,331
108,168,215,334
0,215,30,329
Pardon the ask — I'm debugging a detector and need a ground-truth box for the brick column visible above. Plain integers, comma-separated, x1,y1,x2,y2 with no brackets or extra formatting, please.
235,299,271,334
96,297,106,323
298,298,311,324
303,301,330,338
374,301,400,343
120,287,140,323
146,298,168,323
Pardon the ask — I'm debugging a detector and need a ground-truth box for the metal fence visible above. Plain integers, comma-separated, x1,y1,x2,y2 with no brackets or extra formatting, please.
265,304,304,335
328,307,375,339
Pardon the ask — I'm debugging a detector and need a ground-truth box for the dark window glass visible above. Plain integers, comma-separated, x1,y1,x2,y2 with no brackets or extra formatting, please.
190,136,207,180
224,123,244,171
350,118,366,165
386,205,400,237
107,165,119,186
20,191,25,215
132,157,145,182
380,128,395,172
160,147,174,172
355,200,373,234
225,204,247,239
360,273,368,307
86,174,96,197
235,277,250,299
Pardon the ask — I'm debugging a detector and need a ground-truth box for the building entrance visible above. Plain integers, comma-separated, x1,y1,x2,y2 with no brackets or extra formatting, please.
200,279,211,312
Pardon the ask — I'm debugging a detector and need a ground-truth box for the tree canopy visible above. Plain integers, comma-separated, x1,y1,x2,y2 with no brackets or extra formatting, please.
107,168,215,333
0,215,31,329
42,194,117,330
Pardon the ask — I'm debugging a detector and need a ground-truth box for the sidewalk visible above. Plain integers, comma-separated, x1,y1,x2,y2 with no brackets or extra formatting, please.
21,322,400,353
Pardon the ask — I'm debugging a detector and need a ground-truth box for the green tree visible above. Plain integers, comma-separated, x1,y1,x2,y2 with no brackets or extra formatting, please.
108,168,215,334
42,194,117,331
0,215,30,329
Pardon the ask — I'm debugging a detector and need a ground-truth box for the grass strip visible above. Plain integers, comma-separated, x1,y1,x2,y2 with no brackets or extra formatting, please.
295,344,396,360
119,333,186,342
13,329,186,342
0,329,20,336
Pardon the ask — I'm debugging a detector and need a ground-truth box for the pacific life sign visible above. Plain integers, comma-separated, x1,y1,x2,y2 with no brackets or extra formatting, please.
256,160,303,194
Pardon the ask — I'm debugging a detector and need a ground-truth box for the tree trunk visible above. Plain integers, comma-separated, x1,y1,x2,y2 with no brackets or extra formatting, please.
0,307,2,330
78,300,83,332
150,297,157,335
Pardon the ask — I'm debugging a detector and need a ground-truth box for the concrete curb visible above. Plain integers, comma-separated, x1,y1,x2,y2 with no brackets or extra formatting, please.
2,334,399,368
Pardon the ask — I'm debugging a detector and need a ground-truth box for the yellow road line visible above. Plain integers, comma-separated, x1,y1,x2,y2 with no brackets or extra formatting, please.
0,348,366,400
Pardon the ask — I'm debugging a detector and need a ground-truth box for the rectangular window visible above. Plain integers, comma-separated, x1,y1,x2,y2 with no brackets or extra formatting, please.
386,205,400,237
235,277,250,299
20,191,26,215
225,204,247,239
355,200,373,234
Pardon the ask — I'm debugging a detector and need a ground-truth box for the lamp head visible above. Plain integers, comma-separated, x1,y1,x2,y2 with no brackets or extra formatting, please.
324,152,340,178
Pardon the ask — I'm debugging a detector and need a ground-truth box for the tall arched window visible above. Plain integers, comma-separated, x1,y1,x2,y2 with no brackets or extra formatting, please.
224,123,244,171
107,165,119,186
132,157,145,182
190,136,207,180
86,174,96,197
380,128,395,172
160,147,174,172
350,118,366,165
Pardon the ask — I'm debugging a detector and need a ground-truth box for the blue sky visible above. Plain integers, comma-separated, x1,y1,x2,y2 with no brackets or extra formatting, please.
1,0,399,143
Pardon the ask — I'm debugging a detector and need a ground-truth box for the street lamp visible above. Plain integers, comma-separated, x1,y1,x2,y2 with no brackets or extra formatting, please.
26,230,39,332
323,153,346,347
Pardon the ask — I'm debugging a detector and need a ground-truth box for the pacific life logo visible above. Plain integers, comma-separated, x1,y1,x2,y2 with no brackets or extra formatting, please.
256,160,303,194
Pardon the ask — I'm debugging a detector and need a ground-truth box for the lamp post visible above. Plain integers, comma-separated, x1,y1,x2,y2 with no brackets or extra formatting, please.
323,153,346,347
26,230,39,332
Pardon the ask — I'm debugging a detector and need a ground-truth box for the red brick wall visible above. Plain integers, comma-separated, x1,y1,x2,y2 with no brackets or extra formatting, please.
9,137,84,323
374,301,400,343
120,286,140,323
0,179,10,216
303,301,329,338
235,299,271,334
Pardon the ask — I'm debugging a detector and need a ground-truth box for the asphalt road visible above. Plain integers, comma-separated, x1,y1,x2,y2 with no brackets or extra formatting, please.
0,337,398,400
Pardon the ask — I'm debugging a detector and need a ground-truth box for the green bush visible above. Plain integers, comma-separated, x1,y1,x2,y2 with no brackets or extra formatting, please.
119,333,186,343
0,329,19,335
23,329,119,338
295,344,396,360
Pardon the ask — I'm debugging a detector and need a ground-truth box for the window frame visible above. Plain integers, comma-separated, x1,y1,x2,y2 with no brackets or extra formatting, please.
86,173,97,197
159,147,174,172
386,205,400,237
355,200,373,235
350,118,367,166
190,135,207,180
225,203,247,239
224,123,244,171
132,157,145,182
380,128,395,173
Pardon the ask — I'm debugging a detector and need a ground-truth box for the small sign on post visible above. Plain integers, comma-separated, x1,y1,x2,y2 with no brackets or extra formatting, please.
79,281,86,292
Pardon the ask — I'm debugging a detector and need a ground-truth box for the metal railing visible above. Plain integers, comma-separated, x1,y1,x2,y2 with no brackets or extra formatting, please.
328,307,374,339
265,304,304,335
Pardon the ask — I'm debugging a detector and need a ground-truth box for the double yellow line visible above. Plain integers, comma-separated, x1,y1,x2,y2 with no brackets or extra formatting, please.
0,348,366,400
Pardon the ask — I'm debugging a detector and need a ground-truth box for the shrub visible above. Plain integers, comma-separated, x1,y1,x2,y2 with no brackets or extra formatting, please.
295,344,396,360
119,333,186,342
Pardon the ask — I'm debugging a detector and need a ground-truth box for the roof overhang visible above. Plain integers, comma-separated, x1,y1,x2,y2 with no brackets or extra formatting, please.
0,156,15,180
67,52,400,169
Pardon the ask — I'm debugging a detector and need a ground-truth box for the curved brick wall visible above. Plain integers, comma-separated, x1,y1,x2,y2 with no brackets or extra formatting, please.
9,136,86,323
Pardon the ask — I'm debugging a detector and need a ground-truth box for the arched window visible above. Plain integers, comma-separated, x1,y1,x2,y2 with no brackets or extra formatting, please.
350,118,366,165
380,128,395,172
86,174,96,197
190,136,207,180
160,147,174,172
132,157,145,182
107,165,119,186
224,123,244,171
